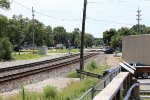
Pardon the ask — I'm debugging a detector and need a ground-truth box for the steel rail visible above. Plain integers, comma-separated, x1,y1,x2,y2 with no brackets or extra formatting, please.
0,53,98,84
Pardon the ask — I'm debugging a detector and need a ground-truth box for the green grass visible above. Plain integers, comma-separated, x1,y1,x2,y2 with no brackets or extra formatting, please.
85,60,109,75
67,71,79,78
48,49,79,53
3,60,109,100
12,53,45,60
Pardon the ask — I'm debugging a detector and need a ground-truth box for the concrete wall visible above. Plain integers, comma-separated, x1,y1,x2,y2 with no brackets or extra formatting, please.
122,34,150,65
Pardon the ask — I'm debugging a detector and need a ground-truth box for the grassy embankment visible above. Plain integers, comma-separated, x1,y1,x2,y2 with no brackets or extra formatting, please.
2,59,109,100
11,49,79,60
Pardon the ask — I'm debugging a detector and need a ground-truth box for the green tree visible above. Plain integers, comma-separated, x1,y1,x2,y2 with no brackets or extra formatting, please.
0,37,13,60
103,28,117,45
94,38,104,46
73,28,81,48
44,25,53,46
53,26,67,45
0,0,10,10
110,33,121,48
7,15,28,49
0,14,8,37
84,33,94,48
118,27,135,36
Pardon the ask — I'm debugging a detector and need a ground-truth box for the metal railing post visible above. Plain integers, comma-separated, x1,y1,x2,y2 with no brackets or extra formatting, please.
91,85,95,99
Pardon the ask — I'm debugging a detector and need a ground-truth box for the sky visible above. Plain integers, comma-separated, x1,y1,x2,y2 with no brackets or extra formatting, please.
1,0,150,38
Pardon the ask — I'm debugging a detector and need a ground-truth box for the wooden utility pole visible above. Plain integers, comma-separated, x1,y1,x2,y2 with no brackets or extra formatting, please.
32,7,35,53
136,7,141,34
80,0,87,79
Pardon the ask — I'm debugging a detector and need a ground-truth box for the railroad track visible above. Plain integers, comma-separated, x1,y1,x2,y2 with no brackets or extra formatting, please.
0,53,98,83
0,53,80,73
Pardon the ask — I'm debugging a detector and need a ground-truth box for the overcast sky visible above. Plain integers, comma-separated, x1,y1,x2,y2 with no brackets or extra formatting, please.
1,0,150,38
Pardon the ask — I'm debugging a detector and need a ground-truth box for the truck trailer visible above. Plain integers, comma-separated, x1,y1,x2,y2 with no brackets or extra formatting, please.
122,34,150,78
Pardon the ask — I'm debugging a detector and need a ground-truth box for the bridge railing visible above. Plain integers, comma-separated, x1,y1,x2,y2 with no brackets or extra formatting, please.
78,66,121,100
93,72,132,100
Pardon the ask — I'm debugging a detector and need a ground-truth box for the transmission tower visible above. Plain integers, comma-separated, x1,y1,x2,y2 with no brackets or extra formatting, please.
136,7,141,34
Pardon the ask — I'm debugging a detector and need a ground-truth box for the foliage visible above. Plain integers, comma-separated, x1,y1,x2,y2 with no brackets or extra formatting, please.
84,33,94,48
0,14,95,53
103,28,117,46
12,53,44,60
0,14,8,37
67,71,79,78
3,63,109,100
53,26,67,45
60,78,98,99
43,85,58,99
0,0,10,10
86,60,97,71
103,25,150,49
94,38,104,46
0,37,13,60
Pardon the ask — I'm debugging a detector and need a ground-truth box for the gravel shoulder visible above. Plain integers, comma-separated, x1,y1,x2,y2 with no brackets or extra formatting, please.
106,53,122,67
0,53,68,69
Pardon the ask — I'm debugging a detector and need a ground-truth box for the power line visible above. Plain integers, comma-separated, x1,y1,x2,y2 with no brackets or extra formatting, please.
12,0,81,21
11,0,135,26
87,17,133,26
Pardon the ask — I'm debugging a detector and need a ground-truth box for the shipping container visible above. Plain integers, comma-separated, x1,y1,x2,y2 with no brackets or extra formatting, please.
122,34,150,65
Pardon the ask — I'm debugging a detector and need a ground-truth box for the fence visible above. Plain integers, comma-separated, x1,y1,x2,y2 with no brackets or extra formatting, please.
79,66,121,100
93,72,130,100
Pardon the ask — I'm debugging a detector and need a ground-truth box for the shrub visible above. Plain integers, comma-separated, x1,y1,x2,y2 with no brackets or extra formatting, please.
86,60,97,71
67,71,79,78
43,85,58,99
0,38,13,60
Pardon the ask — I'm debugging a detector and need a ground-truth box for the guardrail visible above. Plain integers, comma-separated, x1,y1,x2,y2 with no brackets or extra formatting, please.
78,66,121,100
93,72,131,100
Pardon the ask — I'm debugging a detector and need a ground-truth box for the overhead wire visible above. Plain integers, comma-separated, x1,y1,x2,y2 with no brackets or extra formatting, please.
12,0,81,21
86,17,134,26
11,0,135,25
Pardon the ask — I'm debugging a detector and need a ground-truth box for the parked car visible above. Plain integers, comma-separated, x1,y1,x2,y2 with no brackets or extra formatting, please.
103,48,114,54
126,62,149,79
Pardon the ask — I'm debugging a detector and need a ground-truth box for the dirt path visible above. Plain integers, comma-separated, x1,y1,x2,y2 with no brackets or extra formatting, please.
106,53,122,67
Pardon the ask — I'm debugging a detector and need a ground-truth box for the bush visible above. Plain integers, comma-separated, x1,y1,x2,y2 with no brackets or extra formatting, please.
43,85,58,99
67,71,79,78
0,38,13,60
86,60,97,71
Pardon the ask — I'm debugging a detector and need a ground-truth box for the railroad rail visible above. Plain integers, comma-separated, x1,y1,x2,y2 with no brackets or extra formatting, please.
0,53,80,73
0,53,98,84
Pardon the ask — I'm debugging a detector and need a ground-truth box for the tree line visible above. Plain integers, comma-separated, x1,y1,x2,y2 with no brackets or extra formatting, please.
103,24,150,50
0,14,95,49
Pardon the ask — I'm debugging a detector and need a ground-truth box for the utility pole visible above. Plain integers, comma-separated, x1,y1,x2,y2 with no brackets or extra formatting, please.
32,7,35,53
80,0,87,79
136,7,141,34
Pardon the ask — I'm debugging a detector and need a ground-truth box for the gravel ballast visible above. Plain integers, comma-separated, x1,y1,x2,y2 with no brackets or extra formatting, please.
0,53,106,92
